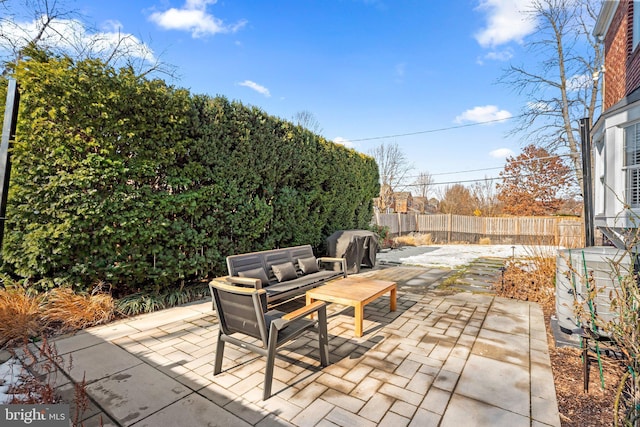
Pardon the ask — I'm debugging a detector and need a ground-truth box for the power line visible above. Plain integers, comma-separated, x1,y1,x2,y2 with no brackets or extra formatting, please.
403,169,575,189
398,153,574,181
395,153,577,189
349,115,523,142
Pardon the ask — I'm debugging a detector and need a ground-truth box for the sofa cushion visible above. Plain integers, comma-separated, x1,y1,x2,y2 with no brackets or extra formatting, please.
264,270,341,298
238,267,270,286
298,256,319,274
271,262,298,282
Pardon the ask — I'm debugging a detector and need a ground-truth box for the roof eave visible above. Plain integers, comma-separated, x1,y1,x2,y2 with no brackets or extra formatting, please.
593,0,619,38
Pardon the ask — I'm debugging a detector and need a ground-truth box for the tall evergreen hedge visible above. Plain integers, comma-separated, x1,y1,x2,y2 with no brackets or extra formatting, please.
0,51,379,294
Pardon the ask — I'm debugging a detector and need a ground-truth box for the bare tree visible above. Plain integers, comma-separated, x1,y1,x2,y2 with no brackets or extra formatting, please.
470,178,502,216
500,0,603,191
0,0,175,77
414,171,433,199
292,110,323,135
369,142,413,190
369,142,413,212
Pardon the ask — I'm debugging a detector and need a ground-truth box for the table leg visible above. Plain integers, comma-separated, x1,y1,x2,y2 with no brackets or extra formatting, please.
390,286,397,312
355,302,364,337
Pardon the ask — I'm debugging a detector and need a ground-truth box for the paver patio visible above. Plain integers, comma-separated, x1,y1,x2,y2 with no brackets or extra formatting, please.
37,266,559,426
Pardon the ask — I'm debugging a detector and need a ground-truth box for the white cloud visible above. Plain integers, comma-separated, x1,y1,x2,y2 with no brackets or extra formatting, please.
333,137,353,147
566,73,592,92
0,16,155,63
474,0,536,48
490,148,514,158
455,105,512,124
149,0,247,38
483,48,514,62
238,80,271,97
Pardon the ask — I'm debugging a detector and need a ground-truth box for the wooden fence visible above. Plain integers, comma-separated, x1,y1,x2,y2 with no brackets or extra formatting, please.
373,213,585,248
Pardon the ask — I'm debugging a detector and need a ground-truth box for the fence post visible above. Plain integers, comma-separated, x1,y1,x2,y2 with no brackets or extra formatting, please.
447,213,452,243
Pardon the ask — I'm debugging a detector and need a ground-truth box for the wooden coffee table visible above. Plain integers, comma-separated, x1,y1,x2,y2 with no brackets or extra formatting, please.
306,277,397,337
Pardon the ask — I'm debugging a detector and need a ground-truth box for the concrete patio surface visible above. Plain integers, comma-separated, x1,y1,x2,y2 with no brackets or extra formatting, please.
38,266,559,426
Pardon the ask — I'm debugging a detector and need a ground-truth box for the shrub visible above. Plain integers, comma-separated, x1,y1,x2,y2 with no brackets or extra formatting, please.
41,287,114,333
0,286,43,347
394,233,433,247
494,245,556,305
2,49,379,295
115,282,209,316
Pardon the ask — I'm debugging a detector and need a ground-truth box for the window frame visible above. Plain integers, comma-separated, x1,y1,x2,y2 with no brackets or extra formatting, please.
624,122,640,208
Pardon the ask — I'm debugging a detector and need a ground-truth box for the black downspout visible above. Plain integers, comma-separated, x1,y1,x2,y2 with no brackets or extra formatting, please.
580,117,594,247
0,79,20,251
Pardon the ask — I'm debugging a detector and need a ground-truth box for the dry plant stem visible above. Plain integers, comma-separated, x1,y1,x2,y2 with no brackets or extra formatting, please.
5,337,93,426
7,338,61,404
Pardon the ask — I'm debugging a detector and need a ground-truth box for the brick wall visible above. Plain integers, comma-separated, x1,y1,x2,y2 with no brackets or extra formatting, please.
604,0,640,109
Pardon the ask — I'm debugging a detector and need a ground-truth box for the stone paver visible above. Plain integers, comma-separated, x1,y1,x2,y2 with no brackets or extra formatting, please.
43,267,560,427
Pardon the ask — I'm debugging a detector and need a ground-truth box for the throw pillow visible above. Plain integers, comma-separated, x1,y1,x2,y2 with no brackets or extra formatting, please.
271,262,298,282
238,267,270,285
298,256,319,274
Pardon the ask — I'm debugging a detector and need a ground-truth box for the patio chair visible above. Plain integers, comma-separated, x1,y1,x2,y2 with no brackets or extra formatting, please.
210,281,330,400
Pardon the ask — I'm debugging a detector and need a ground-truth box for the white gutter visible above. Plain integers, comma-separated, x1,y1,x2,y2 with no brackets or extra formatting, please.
593,0,618,38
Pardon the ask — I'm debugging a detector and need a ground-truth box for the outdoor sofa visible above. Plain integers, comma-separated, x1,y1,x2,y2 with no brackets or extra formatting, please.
210,244,347,304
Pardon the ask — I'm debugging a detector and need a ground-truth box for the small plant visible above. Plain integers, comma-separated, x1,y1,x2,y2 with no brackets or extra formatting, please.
41,286,115,333
7,338,61,404
116,282,209,316
479,237,491,245
394,233,433,247
5,338,96,426
605,256,640,426
370,224,394,248
493,245,556,305
0,286,44,347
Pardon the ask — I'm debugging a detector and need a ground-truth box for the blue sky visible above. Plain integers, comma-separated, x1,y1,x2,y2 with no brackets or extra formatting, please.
3,0,546,194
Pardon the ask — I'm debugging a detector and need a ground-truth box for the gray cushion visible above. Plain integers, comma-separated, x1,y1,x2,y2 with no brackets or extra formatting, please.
238,267,270,285
271,262,298,282
298,256,319,274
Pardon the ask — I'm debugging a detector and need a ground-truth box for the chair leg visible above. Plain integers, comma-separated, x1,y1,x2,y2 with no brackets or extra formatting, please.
318,306,329,367
263,328,279,400
214,330,225,375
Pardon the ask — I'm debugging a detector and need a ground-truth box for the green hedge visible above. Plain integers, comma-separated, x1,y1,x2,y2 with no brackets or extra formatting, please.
0,51,379,295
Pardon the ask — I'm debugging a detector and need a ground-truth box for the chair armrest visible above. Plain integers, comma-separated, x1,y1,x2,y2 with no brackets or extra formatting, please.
317,257,348,277
211,281,263,295
226,275,263,290
272,301,327,330
282,301,326,321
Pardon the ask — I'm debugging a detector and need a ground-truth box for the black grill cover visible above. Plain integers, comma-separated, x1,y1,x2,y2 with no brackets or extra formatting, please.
326,230,379,274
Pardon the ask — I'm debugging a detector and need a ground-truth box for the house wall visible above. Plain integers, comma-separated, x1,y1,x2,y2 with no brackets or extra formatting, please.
604,1,640,109
592,1,640,246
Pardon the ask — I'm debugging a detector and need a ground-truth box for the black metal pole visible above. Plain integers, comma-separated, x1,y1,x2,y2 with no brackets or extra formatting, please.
0,79,20,251
580,117,594,247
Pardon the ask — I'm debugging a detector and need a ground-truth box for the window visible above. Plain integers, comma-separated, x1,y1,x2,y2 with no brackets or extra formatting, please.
625,123,640,207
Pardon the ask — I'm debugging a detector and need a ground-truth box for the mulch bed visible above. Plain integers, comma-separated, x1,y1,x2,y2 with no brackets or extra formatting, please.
541,300,622,426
